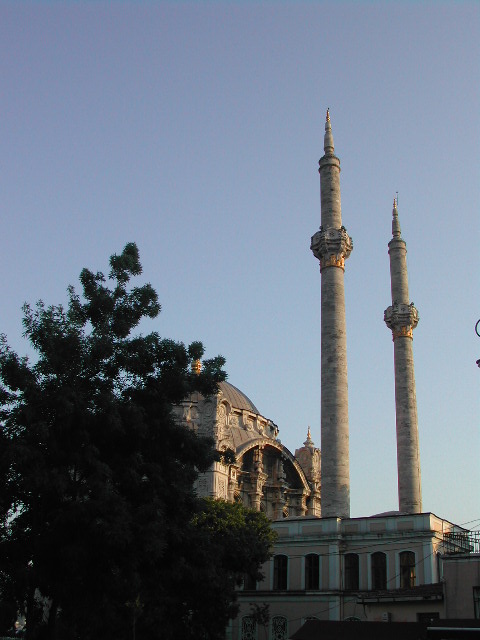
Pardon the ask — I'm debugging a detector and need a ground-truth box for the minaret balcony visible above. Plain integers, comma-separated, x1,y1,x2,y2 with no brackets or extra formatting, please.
311,226,353,268
384,302,419,337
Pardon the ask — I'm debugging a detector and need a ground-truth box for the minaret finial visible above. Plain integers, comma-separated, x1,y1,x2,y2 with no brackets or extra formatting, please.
323,108,334,154
191,359,202,375
304,426,314,447
392,197,402,239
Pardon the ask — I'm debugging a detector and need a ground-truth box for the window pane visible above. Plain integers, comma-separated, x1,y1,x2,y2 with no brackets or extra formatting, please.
400,551,416,588
344,553,359,590
274,555,288,590
371,552,387,590
305,554,319,590
243,572,257,590
473,586,480,619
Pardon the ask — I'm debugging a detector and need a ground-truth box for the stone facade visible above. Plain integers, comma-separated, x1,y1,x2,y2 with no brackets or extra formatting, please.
230,513,473,640
173,381,321,518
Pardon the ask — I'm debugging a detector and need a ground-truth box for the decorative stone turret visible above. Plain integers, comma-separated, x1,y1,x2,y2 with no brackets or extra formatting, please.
311,110,352,519
384,199,422,513
295,427,321,516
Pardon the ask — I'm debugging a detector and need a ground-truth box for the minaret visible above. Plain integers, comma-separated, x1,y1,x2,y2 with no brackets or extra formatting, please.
311,110,353,518
384,199,422,513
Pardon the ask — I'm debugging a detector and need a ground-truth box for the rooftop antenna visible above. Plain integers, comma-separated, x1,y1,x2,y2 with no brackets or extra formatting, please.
396,191,399,207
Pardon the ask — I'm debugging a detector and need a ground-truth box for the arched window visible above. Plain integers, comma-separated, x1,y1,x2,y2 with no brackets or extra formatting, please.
399,551,416,588
273,554,288,590
271,616,287,640
305,554,320,590
371,551,387,590
243,572,257,591
241,616,256,640
344,553,359,590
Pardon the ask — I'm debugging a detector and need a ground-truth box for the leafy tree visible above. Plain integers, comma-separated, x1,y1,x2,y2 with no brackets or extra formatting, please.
0,243,273,639
182,499,276,640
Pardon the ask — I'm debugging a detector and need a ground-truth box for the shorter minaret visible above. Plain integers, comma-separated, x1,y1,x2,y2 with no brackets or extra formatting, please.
384,199,422,513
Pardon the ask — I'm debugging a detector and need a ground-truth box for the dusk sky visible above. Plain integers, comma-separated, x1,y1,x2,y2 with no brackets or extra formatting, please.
1,1,478,528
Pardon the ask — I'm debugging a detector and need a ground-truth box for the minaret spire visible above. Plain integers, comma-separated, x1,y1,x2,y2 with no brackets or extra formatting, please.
392,197,402,239
384,202,422,513
311,111,353,518
324,108,335,155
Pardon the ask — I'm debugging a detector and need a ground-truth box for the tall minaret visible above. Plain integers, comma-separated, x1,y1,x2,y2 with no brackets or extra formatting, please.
311,110,353,518
384,199,422,513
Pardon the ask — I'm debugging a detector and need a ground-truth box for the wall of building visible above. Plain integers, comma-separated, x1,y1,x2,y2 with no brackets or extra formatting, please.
232,513,466,640
442,553,480,619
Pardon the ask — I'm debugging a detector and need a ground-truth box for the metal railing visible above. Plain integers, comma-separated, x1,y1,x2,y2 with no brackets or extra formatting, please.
443,530,480,554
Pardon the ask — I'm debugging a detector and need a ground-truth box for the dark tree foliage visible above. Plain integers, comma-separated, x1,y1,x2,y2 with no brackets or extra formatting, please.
180,498,276,640
0,243,274,640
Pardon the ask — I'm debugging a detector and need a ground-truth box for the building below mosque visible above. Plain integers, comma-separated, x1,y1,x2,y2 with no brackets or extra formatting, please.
174,377,479,640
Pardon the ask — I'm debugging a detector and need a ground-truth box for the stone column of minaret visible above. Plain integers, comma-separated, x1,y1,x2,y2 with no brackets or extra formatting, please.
311,110,353,518
384,199,422,513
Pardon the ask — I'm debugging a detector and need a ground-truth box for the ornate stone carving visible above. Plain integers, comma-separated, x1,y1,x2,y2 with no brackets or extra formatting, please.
218,479,227,498
384,302,419,340
244,417,254,432
214,403,229,439
186,405,199,433
216,403,227,424
229,413,240,429
310,226,353,270
202,398,215,419
253,448,264,473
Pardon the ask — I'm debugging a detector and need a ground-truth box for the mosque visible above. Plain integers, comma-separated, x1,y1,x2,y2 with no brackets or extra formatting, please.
173,112,479,640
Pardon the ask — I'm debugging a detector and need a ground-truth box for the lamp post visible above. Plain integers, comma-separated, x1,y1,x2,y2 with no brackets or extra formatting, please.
475,320,480,368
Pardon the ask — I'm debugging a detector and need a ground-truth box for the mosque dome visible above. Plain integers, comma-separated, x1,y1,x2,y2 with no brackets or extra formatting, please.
176,376,320,518
218,381,259,414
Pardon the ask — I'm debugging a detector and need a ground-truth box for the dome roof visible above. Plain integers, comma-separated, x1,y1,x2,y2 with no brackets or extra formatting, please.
218,381,259,414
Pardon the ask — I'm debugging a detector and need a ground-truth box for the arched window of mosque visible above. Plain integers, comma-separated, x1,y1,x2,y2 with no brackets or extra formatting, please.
241,616,256,640
344,553,359,590
271,616,288,640
273,555,288,590
243,571,257,591
371,551,387,590
305,554,320,590
399,551,416,588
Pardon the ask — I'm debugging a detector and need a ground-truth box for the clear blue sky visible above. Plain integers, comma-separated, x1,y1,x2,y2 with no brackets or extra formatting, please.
1,1,478,528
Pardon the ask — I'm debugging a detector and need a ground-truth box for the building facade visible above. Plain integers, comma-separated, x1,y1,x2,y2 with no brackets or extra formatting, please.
230,513,473,639
173,382,321,519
